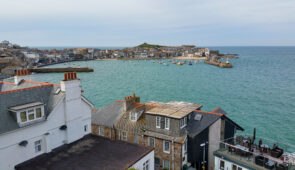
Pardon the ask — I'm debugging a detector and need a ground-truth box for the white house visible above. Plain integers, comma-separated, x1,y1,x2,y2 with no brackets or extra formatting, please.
0,70,93,170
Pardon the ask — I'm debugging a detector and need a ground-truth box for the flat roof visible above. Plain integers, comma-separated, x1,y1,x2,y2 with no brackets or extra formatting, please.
145,101,202,119
9,102,44,111
15,135,154,170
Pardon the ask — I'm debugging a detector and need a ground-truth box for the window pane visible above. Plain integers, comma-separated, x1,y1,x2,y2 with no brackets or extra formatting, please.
164,160,170,169
29,113,35,120
220,160,225,169
20,111,27,122
149,137,154,147
232,165,237,170
34,140,41,152
36,108,42,118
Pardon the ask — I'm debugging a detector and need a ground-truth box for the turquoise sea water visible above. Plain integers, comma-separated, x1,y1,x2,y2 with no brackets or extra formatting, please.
32,47,295,149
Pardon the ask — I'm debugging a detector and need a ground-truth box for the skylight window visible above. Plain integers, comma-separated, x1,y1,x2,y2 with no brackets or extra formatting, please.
194,114,203,121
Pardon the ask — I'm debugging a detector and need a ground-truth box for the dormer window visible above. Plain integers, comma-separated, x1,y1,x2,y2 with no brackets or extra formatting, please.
130,112,137,121
9,102,45,127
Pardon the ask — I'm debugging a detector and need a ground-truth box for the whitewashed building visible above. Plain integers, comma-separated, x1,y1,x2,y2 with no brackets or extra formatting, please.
0,70,93,170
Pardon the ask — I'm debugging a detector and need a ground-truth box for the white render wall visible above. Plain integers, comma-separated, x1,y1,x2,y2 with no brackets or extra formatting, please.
214,157,249,170
0,80,92,170
208,119,222,170
131,150,154,170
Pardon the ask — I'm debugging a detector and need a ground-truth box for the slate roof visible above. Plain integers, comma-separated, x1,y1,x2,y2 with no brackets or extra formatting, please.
187,111,221,138
91,101,124,128
187,109,244,138
0,82,64,135
15,135,154,170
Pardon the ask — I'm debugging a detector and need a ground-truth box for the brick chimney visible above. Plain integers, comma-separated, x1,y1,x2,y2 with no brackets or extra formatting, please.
123,93,140,112
60,72,80,96
14,69,31,85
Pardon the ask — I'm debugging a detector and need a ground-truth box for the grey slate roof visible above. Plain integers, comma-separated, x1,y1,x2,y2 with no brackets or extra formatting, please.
187,112,221,138
91,101,123,128
0,84,64,135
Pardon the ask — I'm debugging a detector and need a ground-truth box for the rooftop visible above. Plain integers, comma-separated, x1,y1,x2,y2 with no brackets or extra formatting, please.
16,135,154,170
215,134,295,170
145,101,202,119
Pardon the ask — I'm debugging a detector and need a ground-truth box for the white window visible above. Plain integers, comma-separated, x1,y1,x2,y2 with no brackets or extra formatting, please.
163,159,170,169
18,107,44,123
34,140,42,153
130,112,137,121
134,133,139,144
143,159,149,170
180,117,187,128
98,126,104,136
156,116,161,128
163,140,170,153
28,109,35,120
148,137,155,147
84,125,88,132
121,131,127,141
165,117,170,130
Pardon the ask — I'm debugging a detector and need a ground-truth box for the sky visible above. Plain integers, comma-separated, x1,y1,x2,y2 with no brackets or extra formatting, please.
0,0,295,46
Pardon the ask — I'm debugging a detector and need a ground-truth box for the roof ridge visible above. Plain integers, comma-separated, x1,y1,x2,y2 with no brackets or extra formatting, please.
194,110,224,116
0,84,53,94
23,80,60,86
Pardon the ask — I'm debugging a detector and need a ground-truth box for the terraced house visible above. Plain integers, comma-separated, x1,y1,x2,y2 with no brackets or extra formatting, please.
92,94,243,170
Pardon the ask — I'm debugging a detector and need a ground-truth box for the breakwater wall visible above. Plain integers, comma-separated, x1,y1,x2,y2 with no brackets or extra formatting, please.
204,60,232,68
30,67,94,73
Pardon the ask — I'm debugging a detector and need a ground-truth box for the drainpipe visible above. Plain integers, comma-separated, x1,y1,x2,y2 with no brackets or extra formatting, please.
172,139,175,170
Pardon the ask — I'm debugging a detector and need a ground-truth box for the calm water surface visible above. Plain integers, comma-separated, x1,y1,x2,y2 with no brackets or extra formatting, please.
32,47,295,149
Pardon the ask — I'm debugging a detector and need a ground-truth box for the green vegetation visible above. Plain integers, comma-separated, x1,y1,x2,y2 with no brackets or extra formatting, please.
137,42,163,48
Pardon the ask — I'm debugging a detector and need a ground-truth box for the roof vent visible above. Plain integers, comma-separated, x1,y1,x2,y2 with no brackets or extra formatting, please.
194,114,203,121
19,140,28,147
54,88,61,95
59,125,67,130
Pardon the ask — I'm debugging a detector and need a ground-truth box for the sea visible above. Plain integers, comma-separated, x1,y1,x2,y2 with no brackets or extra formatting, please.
30,46,295,151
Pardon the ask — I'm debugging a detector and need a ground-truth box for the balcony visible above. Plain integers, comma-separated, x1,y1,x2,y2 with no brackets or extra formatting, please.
214,135,295,170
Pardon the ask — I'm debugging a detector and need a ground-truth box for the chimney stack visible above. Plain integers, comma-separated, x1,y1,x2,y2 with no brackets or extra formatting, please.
123,93,140,112
14,69,31,85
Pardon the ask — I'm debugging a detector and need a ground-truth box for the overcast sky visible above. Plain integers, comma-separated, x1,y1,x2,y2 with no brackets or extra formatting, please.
0,0,295,46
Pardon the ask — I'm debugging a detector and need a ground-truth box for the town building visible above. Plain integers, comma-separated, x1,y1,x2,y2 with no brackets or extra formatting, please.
92,94,243,170
0,71,155,170
0,70,93,170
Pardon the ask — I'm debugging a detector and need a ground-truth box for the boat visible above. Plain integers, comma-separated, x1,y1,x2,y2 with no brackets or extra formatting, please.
188,61,192,65
172,62,177,64
163,63,169,66
177,62,183,66
195,60,199,64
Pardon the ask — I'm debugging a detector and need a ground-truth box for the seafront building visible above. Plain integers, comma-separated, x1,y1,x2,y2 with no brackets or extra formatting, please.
0,70,154,170
214,134,295,170
92,94,244,170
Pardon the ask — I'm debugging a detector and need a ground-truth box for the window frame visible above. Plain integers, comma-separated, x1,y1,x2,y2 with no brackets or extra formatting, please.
98,126,104,136
130,112,137,121
164,117,170,130
156,116,161,128
180,117,187,129
163,159,170,170
18,106,44,124
163,140,170,154
34,140,42,153
220,160,225,170
148,137,155,147
121,131,127,141
143,159,149,170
